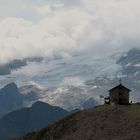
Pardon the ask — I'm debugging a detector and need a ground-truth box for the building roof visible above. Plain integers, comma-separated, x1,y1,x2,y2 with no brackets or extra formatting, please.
109,84,131,92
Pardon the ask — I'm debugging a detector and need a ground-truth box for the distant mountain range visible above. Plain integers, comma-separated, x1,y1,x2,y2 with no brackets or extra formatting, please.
0,83,96,118
14,104,140,140
0,48,140,140
0,48,140,114
0,101,69,140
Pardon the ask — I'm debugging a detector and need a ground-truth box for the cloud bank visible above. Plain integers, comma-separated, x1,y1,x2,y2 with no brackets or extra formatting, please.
0,0,140,64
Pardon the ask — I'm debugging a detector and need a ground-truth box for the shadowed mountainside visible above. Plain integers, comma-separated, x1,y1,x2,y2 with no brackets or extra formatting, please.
0,101,69,140
0,82,39,118
0,83,24,118
15,104,140,140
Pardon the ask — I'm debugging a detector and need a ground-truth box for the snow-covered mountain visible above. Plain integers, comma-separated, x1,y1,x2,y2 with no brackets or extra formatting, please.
0,48,140,110
19,84,99,111
0,51,122,88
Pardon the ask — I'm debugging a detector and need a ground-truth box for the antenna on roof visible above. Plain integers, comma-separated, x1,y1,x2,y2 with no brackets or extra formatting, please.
119,78,122,85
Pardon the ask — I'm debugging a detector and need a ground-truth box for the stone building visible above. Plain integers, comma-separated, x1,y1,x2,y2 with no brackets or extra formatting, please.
105,83,131,105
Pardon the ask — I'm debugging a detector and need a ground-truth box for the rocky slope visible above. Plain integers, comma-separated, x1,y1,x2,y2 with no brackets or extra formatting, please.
15,104,140,140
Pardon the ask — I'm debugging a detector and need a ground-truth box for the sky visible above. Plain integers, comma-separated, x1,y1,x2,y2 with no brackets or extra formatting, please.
0,0,140,64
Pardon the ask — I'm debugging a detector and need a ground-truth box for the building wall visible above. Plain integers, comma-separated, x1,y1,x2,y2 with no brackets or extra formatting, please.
109,88,129,104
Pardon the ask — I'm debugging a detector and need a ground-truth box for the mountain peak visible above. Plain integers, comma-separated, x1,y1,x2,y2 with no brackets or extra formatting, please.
0,101,69,140
31,101,51,107
3,82,18,90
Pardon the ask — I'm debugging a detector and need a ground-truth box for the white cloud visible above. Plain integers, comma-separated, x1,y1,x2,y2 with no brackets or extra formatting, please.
0,0,140,64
